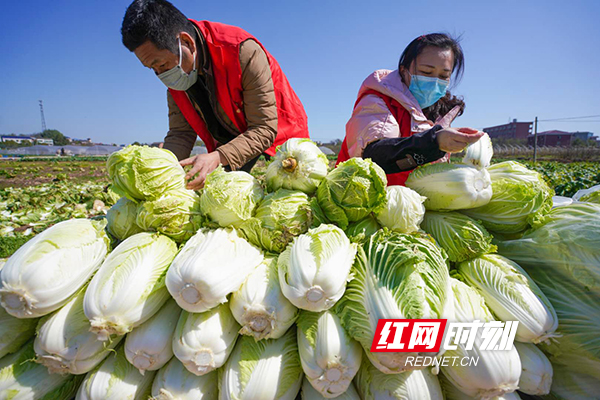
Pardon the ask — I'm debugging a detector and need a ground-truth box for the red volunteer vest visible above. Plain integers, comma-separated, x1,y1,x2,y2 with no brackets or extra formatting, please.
169,20,309,155
337,90,414,186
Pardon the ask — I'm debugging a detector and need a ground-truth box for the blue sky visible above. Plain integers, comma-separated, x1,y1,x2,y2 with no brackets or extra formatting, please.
1,0,599,145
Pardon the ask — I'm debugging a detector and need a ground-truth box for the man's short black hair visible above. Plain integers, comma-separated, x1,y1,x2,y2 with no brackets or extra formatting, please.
121,0,194,54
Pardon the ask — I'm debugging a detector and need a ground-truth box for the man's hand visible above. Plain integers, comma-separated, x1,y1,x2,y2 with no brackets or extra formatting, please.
436,127,485,153
180,151,223,190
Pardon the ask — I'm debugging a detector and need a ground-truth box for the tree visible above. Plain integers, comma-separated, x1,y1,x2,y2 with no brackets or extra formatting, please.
41,129,69,146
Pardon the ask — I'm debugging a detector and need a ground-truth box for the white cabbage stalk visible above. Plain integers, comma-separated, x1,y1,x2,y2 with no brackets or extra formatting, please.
106,197,144,241
172,303,240,376
457,254,559,344
405,163,492,211
301,377,360,400
514,342,552,395
278,224,356,312
0,219,109,318
230,256,298,340
336,231,451,374
0,306,37,359
297,310,362,398
76,345,156,400
166,228,263,313
573,183,600,203
219,327,303,400
34,286,123,375
441,276,522,399
355,357,444,400
463,132,493,169
0,341,84,400
151,357,218,400
125,298,182,375
552,196,573,208
439,374,521,400
84,232,178,340
265,138,329,195
199,166,264,228
376,185,426,233
441,329,521,400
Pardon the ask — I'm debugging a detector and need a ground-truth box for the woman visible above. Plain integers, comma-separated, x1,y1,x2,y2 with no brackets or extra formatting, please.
337,33,484,185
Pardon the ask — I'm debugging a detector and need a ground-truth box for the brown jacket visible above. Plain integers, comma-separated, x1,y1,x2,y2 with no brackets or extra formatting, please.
164,36,278,170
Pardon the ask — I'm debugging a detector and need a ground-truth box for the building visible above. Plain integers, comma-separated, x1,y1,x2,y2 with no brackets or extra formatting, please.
527,130,573,147
35,138,54,145
483,119,533,140
1,135,34,144
572,131,595,142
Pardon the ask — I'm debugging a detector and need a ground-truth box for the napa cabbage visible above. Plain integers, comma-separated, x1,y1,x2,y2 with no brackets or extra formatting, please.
376,185,426,234
336,230,451,374
199,166,263,228
265,138,329,195
315,158,387,229
405,163,492,211
461,161,554,234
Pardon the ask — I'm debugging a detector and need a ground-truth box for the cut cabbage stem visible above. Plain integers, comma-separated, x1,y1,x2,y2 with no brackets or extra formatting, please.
89,319,127,341
131,352,156,374
189,350,215,374
281,157,298,172
1,290,35,316
181,284,202,305
306,286,325,303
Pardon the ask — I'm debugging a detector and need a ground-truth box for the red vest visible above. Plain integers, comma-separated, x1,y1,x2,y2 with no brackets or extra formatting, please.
337,90,414,186
169,20,309,155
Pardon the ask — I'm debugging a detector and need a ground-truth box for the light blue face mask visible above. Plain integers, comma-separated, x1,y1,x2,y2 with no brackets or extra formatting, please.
158,37,197,91
408,74,449,109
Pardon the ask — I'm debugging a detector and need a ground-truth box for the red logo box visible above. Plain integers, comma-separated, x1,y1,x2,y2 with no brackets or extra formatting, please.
370,319,447,353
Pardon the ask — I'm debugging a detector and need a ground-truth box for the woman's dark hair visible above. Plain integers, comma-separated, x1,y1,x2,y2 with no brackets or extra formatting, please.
121,0,194,55
398,33,466,122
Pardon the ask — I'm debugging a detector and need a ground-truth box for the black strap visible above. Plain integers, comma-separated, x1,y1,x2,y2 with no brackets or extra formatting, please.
362,125,446,174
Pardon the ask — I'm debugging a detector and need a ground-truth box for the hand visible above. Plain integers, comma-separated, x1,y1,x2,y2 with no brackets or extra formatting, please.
180,151,222,190
436,127,485,153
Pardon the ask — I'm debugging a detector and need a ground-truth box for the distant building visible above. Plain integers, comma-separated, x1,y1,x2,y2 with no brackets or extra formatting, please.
36,138,54,145
572,131,595,142
527,130,574,147
1,135,34,144
483,119,533,140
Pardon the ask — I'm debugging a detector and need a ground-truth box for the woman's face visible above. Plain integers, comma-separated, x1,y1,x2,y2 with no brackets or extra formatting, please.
400,46,454,86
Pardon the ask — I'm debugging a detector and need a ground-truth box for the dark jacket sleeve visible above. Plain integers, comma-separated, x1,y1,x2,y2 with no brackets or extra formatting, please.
362,125,446,174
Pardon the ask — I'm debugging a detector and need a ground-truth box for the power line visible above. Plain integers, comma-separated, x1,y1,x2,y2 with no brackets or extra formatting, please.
538,114,600,122
538,119,600,123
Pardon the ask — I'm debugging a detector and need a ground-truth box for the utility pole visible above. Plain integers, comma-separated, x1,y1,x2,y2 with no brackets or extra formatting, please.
39,100,47,132
533,116,538,163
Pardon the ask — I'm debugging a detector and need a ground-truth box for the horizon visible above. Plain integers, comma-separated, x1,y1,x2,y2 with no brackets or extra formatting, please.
1,0,599,144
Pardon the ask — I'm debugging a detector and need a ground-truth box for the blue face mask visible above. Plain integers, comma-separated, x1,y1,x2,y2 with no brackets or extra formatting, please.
408,74,449,109
158,37,198,91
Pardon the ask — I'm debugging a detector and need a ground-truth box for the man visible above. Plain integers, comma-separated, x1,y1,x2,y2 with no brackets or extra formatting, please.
121,0,309,189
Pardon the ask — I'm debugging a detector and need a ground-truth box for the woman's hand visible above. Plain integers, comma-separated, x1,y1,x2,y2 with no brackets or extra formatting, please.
436,127,485,153
179,151,223,190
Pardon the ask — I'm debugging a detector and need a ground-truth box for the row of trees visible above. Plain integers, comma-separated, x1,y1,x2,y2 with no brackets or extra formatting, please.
0,130,71,149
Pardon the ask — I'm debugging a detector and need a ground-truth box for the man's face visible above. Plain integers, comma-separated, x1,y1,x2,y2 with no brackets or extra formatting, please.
134,32,196,76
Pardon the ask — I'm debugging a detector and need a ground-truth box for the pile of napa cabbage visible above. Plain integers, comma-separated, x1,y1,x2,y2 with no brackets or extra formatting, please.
0,139,598,400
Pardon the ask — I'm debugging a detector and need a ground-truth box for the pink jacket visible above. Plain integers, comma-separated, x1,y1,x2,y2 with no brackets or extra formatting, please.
345,69,460,158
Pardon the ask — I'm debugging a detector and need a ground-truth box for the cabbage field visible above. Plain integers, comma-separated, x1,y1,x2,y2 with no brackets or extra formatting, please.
0,138,599,399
